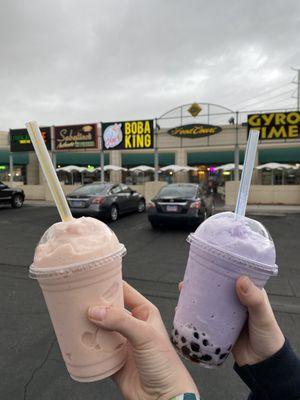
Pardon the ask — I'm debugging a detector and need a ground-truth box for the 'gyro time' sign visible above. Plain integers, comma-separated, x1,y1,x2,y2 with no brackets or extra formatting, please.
247,111,300,140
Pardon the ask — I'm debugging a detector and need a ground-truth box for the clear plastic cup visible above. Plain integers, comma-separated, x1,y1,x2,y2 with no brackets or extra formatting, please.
171,212,278,368
30,237,127,382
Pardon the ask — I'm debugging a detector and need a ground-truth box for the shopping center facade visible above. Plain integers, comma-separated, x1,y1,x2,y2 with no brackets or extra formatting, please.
1,103,299,203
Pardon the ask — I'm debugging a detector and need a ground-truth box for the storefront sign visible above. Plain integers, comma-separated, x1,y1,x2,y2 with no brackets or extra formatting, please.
167,124,222,138
54,124,98,150
247,111,300,140
10,127,51,152
101,120,154,150
187,103,202,117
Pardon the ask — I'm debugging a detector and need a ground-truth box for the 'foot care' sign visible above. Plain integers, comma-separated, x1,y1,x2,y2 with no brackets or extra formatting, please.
101,120,154,150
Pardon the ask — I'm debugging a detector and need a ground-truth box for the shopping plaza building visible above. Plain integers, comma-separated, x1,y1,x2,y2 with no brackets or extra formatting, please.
1,103,299,203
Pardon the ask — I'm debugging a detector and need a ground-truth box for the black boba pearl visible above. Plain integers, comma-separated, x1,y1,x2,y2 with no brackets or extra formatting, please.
193,331,199,339
191,342,200,352
174,329,178,336
181,336,187,343
202,339,209,346
201,332,206,336
215,348,221,355
219,353,229,360
200,354,212,361
190,354,201,363
181,346,191,356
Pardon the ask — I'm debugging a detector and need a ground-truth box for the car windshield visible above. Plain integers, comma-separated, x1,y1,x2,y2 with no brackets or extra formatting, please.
158,185,197,198
70,184,110,196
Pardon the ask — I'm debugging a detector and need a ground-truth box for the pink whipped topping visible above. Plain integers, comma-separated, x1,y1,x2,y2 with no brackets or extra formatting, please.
33,217,121,268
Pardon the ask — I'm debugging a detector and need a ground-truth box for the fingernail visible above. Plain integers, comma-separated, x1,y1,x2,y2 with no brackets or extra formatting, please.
89,306,107,321
240,277,253,294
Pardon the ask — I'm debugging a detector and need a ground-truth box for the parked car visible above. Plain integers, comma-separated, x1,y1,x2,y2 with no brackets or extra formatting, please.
0,181,25,208
67,183,146,221
147,183,214,229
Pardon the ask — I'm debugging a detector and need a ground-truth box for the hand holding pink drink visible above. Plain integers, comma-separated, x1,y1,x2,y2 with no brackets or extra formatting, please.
26,122,127,382
171,131,278,368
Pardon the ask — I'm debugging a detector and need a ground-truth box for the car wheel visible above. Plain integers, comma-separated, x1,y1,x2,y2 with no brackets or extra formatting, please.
11,194,24,208
137,199,146,213
150,221,160,230
110,205,118,222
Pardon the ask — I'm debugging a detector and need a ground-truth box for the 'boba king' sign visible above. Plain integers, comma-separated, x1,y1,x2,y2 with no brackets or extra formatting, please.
167,123,222,138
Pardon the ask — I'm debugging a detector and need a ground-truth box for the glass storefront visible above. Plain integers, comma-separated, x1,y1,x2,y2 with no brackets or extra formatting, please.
0,165,26,182
261,167,300,185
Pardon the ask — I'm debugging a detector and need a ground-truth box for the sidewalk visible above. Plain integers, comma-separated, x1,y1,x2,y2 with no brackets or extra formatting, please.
25,200,55,207
218,204,300,214
26,199,300,214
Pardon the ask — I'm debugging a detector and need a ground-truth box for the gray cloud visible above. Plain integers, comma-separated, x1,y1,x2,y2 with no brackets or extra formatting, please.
0,0,299,130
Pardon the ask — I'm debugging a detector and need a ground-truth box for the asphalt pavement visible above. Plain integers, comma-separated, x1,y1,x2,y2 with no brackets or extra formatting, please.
0,203,299,400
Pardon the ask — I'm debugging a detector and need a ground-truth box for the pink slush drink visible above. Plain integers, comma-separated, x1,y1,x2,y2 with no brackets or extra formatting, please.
30,217,127,382
171,211,278,367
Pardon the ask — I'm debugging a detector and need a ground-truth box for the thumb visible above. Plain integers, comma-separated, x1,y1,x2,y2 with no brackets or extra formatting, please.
88,305,152,348
236,276,276,327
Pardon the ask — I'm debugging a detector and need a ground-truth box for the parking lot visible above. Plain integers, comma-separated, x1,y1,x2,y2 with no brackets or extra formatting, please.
1,204,300,400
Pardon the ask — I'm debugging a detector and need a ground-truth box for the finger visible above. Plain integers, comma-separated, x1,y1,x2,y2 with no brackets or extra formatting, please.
123,281,151,310
123,281,166,335
178,281,183,292
236,276,275,324
88,305,153,348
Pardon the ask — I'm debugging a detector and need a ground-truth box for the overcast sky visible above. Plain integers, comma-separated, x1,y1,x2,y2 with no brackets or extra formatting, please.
0,0,299,130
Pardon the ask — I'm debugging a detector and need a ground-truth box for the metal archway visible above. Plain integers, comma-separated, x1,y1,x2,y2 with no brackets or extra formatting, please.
153,102,239,181
157,102,236,129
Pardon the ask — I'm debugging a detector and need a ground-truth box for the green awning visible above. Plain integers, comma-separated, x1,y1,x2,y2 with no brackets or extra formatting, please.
188,151,245,165
0,150,29,165
259,147,300,163
122,152,175,167
56,152,109,166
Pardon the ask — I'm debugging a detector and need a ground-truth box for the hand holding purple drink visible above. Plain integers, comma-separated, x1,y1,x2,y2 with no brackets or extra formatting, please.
171,131,281,368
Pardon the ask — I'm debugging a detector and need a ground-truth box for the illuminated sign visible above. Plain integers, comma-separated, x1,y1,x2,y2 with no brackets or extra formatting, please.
247,111,300,140
101,120,154,150
55,124,98,150
187,103,202,117
10,127,51,152
167,124,222,138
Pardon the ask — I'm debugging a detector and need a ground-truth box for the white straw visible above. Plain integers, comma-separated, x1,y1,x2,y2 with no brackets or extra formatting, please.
234,130,260,218
25,121,73,222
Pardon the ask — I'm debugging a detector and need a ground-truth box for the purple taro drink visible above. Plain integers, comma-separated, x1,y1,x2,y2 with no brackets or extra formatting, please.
171,212,278,368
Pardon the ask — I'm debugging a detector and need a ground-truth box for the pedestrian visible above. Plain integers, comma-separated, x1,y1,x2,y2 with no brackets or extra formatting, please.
88,277,300,400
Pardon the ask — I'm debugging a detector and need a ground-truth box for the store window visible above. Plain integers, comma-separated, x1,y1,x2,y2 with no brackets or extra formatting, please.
0,166,26,183
261,167,300,185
